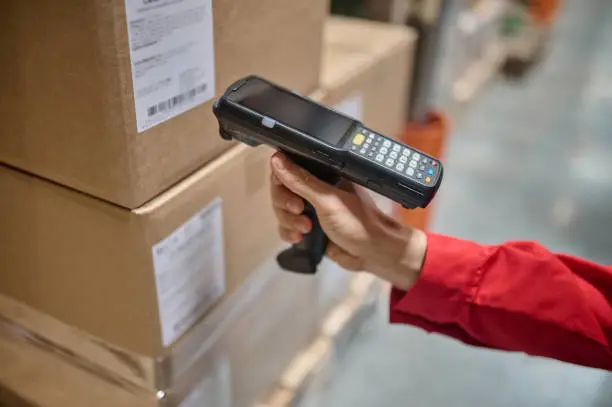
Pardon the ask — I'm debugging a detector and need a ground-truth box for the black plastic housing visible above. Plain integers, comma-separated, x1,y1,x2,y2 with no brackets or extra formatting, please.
213,76,443,210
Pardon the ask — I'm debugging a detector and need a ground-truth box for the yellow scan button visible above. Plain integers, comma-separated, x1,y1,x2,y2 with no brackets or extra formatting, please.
352,133,365,146
425,177,431,183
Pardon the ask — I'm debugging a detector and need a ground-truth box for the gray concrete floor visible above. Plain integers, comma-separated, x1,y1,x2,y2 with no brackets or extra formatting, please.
315,0,612,405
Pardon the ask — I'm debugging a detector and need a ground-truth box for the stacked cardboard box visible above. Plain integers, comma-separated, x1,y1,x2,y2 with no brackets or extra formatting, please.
0,0,328,405
0,9,417,407
0,0,327,360
0,0,326,208
0,261,319,407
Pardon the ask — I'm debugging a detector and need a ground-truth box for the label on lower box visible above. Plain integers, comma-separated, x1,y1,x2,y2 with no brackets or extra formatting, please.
179,357,232,407
124,0,216,132
152,198,225,347
334,93,363,121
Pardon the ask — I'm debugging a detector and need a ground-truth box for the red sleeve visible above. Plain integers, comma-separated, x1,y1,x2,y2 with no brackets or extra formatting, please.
390,233,612,371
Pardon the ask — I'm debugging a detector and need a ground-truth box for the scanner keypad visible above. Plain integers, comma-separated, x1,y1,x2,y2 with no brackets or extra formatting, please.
350,129,439,185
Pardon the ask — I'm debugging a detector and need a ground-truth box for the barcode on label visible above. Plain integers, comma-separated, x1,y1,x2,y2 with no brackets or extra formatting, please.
147,83,208,117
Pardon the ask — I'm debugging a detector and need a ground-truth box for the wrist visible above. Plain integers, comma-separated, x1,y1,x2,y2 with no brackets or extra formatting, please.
368,226,427,291
396,228,427,290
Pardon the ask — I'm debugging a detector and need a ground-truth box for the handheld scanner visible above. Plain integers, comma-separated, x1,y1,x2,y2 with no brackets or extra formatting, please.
213,76,443,274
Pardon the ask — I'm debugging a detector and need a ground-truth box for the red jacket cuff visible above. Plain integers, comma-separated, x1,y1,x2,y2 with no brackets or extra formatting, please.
390,232,489,324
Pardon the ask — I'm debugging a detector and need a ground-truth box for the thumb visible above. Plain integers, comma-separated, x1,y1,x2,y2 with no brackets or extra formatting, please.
270,152,334,207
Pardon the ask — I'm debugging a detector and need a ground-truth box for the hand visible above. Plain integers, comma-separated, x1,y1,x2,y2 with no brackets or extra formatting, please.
269,152,427,290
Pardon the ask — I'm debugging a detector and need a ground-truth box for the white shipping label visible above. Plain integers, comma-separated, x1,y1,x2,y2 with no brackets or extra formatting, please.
180,357,232,407
124,0,216,132
152,198,225,347
334,93,364,121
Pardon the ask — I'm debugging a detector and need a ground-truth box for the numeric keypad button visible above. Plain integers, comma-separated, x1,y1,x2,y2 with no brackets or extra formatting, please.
412,153,421,161
380,147,389,155
399,156,408,164
406,168,415,176
385,158,395,167
389,151,398,159
392,144,401,152
396,163,405,172
409,160,418,168
383,140,392,148
375,154,384,162
402,149,411,156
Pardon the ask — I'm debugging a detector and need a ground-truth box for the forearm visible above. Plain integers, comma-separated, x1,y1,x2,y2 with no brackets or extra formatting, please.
389,232,612,371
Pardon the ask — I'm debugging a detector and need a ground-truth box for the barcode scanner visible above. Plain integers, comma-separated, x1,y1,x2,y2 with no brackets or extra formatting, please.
213,76,443,274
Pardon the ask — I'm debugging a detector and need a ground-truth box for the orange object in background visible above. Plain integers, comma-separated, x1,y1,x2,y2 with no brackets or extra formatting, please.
530,0,561,26
395,112,449,230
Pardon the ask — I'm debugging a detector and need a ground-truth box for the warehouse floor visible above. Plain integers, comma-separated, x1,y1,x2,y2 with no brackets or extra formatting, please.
316,0,612,405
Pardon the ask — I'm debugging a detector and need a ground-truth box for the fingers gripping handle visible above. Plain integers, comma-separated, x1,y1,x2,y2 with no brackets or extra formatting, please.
276,153,339,275
276,201,327,274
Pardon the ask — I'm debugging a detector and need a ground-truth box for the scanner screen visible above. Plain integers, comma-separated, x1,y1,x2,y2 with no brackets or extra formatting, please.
233,78,353,145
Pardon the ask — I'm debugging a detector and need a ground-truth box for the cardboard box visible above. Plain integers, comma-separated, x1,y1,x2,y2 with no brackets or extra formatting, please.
0,142,281,359
0,330,155,407
0,259,319,407
320,16,417,138
0,0,328,209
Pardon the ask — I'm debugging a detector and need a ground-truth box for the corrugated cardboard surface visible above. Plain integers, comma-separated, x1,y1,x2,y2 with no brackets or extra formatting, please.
321,16,417,138
0,0,328,209
0,331,155,407
0,142,281,358
0,260,320,407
